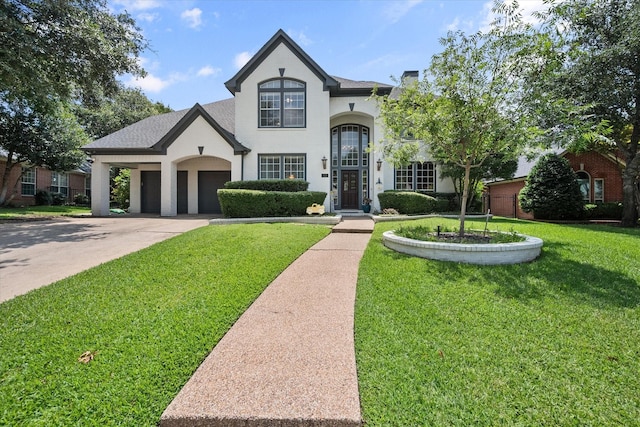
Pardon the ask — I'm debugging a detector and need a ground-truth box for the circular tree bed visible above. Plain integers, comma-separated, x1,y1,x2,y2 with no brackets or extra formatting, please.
382,230,543,265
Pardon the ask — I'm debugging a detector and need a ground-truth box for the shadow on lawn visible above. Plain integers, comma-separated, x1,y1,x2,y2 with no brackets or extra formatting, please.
458,241,637,308
382,239,639,309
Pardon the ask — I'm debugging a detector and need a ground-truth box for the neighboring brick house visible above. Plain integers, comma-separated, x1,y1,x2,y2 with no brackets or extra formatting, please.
0,153,90,206
83,29,455,216
485,150,624,218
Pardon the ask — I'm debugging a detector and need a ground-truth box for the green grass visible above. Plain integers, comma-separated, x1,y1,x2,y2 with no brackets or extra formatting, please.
356,217,640,426
0,205,90,219
0,223,330,426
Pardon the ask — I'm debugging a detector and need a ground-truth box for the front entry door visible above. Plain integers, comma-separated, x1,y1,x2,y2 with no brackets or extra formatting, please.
341,170,359,209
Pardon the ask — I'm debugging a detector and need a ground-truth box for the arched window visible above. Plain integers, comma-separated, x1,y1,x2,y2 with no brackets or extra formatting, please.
576,171,590,201
258,79,306,128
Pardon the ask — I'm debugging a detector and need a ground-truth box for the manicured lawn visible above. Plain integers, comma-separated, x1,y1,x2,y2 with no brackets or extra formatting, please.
0,223,330,426
355,217,640,426
0,205,91,219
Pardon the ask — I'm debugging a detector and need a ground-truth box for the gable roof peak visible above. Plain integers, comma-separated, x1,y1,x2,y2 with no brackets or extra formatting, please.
224,29,338,95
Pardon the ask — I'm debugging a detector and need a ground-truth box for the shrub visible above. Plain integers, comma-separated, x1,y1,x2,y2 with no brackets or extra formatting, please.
224,179,309,192
584,202,624,220
378,191,438,214
35,190,53,206
217,189,326,218
112,169,130,209
519,153,584,220
51,192,66,206
74,194,90,205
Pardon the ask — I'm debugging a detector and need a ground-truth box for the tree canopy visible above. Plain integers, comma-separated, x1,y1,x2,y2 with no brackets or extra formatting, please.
0,0,149,205
531,0,640,226
0,0,147,110
73,86,172,140
375,2,539,235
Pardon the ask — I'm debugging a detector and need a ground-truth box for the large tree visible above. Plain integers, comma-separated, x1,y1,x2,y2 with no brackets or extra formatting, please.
73,86,172,140
0,102,88,204
0,0,146,110
375,2,539,235
0,0,147,205
533,0,640,226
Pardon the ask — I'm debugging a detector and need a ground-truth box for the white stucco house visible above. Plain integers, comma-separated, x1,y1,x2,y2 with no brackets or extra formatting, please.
83,29,454,216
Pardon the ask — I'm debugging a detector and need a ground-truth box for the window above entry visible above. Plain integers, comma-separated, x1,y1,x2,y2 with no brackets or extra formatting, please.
259,78,306,128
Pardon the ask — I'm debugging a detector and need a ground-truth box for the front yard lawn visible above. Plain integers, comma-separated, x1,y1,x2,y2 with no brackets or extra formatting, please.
355,217,640,426
0,205,91,220
0,223,330,426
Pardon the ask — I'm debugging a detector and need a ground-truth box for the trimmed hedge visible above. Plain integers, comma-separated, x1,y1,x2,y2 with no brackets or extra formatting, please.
584,202,623,220
217,189,327,218
224,179,309,192
378,191,439,214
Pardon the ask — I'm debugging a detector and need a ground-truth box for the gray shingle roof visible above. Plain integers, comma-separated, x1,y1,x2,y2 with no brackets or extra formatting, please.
332,76,393,90
83,98,238,152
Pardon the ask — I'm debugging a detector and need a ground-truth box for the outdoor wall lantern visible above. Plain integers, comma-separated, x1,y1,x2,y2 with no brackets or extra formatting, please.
321,156,327,170
198,146,204,155
377,158,382,171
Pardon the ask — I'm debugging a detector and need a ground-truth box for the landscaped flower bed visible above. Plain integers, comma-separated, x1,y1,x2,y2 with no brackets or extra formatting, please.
382,227,543,265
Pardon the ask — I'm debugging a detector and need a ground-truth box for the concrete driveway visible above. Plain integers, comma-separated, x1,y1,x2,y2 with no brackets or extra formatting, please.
0,215,210,303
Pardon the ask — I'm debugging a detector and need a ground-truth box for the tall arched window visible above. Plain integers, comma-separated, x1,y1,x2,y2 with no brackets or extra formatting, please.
258,79,306,128
576,171,590,201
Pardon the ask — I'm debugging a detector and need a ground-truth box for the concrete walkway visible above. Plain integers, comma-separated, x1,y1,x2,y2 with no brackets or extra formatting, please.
161,217,374,427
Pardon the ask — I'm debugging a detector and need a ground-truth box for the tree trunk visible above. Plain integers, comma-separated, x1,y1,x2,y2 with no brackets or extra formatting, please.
620,148,639,227
459,159,472,237
0,156,18,206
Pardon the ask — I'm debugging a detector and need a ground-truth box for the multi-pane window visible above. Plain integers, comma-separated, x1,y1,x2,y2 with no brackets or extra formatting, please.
259,154,306,180
51,172,68,196
576,171,590,201
21,167,36,196
395,164,413,190
259,79,305,128
259,155,281,179
85,175,91,198
341,125,359,167
415,162,435,191
395,162,435,191
594,178,604,203
283,155,305,179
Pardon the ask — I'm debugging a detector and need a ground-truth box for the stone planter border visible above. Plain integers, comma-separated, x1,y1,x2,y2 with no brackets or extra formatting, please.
382,230,543,265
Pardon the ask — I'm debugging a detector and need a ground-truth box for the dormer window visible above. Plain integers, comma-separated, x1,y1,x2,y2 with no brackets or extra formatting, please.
259,78,306,128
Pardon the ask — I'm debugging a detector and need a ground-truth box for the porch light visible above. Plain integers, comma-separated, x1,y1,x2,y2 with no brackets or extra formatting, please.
377,158,382,171
198,146,204,155
321,156,327,170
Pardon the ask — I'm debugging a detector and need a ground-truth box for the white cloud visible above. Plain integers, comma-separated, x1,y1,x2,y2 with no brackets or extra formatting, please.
234,51,253,70
125,70,188,93
113,0,161,11
383,0,423,24
125,73,171,93
181,8,203,29
137,12,159,23
197,65,220,77
287,29,312,47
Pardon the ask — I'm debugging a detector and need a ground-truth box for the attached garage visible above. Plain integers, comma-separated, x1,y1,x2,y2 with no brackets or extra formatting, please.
141,171,161,214
198,171,230,214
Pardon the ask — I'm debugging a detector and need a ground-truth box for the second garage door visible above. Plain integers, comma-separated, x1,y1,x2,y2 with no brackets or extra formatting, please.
198,171,231,214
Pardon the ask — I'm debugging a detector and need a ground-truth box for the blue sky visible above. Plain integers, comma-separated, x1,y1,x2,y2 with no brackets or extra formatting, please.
110,0,546,111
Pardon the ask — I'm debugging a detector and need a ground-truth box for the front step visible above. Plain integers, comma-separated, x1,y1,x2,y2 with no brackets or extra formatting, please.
331,217,374,234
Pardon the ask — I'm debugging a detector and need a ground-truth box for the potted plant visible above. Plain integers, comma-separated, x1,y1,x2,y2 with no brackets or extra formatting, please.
361,197,372,213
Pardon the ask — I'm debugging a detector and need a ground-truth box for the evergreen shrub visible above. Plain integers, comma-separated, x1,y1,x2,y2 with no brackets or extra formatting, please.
217,189,326,218
519,153,584,220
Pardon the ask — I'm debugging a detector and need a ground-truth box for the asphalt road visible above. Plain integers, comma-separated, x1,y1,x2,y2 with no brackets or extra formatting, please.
0,215,210,303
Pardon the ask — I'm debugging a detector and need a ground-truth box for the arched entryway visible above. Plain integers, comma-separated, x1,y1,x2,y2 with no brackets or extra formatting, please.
331,124,370,210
